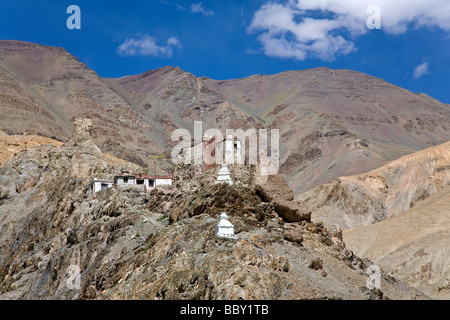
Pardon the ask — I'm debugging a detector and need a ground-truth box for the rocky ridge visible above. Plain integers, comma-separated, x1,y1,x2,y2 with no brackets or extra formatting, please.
343,186,450,299
294,141,450,299
296,141,450,230
0,122,427,300
1,41,450,196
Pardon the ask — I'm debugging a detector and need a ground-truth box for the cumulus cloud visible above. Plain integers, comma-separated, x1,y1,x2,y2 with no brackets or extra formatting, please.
167,36,182,48
249,0,450,61
191,2,214,16
117,35,181,58
414,62,430,79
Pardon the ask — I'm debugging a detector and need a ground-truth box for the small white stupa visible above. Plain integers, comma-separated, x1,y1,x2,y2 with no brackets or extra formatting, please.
215,212,237,239
215,164,233,185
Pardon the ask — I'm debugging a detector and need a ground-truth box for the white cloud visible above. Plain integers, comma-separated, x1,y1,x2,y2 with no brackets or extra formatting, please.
191,2,214,16
249,0,450,61
117,35,181,58
167,36,182,48
414,62,430,79
159,1,186,11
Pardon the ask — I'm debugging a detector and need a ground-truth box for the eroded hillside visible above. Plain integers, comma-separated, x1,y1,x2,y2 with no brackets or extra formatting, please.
295,141,450,299
0,120,426,300
344,186,450,299
1,41,450,195
296,141,450,230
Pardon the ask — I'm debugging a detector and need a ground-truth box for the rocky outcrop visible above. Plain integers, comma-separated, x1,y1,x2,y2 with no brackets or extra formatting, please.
272,199,311,223
167,163,310,224
2,41,450,198
70,118,95,146
64,118,107,178
0,140,428,300
254,167,311,223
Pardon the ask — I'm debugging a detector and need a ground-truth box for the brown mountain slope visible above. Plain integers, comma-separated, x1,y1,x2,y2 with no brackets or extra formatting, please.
0,125,427,300
114,67,450,195
295,141,450,230
203,69,450,195
343,186,450,299
0,40,163,167
0,133,63,167
0,128,141,171
1,41,450,195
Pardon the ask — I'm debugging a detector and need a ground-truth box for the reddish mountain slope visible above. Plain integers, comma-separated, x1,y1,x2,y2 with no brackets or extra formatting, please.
1,40,449,194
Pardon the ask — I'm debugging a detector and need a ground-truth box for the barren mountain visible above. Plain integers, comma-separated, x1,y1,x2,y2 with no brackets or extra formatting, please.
1,41,450,195
343,186,450,299
2,40,449,301
0,132,62,167
0,40,163,168
0,121,427,300
296,141,450,230
115,67,450,195
294,142,450,299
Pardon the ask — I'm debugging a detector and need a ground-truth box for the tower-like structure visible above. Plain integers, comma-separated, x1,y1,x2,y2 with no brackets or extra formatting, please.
216,164,233,185
215,212,236,239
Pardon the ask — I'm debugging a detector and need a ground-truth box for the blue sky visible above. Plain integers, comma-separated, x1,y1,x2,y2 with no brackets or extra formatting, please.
0,0,449,103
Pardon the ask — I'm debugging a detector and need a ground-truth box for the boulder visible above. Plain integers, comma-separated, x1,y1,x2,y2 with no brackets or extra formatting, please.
272,198,311,222
283,228,304,244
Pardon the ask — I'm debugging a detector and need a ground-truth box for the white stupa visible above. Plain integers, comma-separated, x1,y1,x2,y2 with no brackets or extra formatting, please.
215,212,237,239
215,164,233,185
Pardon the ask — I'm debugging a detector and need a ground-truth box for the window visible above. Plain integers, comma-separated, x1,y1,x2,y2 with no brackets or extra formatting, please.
101,183,108,190
123,178,128,184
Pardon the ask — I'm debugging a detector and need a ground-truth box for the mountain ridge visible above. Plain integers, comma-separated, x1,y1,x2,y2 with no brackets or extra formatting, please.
343,185,450,299
0,39,449,301
294,140,450,299
0,121,428,300
296,141,450,230
1,40,450,196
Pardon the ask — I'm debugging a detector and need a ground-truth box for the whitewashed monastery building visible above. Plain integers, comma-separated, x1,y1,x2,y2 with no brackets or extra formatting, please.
90,172,173,195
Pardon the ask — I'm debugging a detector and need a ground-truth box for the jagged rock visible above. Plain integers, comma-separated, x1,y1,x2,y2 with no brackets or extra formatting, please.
309,258,324,271
0,132,431,300
255,173,294,201
71,118,93,146
273,199,311,222
283,228,304,244
62,118,107,178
